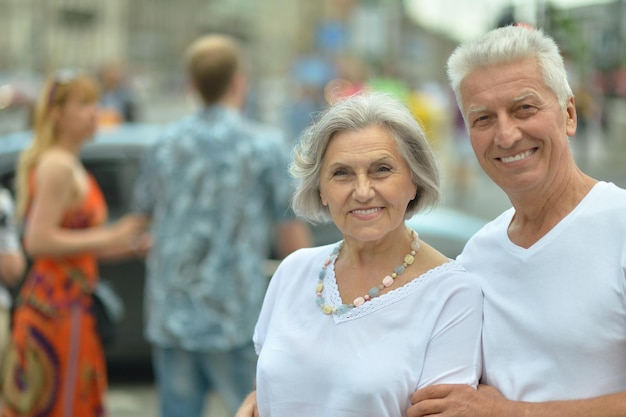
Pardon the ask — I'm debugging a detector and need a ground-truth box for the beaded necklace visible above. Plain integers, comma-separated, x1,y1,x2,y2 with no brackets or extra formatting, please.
315,227,420,315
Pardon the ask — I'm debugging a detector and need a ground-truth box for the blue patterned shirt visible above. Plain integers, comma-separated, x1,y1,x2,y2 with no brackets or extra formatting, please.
133,105,295,351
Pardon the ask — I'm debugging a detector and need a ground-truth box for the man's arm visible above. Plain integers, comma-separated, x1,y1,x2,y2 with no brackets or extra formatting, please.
408,384,626,417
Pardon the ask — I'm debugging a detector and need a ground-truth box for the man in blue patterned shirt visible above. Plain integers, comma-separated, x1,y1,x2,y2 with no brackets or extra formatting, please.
133,34,311,417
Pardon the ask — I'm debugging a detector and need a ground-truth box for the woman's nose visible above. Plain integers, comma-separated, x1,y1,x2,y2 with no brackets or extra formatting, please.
353,175,374,201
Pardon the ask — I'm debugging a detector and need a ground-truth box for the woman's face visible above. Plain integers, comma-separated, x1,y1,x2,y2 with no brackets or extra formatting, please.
55,88,99,143
319,124,417,244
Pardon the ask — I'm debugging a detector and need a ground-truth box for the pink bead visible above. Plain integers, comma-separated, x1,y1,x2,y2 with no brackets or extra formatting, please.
382,275,394,287
353,296,365,307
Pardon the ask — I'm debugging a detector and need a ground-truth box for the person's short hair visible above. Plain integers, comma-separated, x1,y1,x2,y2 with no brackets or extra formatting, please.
290,91,441,224
447,25,573,113
184,34,241,104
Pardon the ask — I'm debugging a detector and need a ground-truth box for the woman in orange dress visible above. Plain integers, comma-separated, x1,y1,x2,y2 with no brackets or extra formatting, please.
1,71,149,417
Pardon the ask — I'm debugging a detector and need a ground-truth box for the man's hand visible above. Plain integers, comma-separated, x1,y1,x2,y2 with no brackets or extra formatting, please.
235,390,259,417
407,384,507,417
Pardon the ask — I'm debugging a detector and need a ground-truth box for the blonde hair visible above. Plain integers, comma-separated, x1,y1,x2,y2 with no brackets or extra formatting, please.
15,72,99,219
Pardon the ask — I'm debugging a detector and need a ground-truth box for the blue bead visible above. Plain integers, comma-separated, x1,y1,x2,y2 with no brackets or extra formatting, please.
368,287,380,297
316,297,325,306
319,270,326,279
336,304,351,315
394,265,405,275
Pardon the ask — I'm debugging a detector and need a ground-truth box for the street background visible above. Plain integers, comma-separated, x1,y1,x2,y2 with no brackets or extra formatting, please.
2,0,626,416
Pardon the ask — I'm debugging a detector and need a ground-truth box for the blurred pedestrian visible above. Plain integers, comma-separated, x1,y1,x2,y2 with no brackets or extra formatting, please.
1,70,149,417
449,106,476,206
97,60,141,126
132,34,312,417
236,92,482,417
408,25,626,417
0,186,26,370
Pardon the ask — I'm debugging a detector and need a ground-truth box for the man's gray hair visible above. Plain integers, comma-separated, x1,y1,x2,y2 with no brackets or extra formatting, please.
447,25,573,113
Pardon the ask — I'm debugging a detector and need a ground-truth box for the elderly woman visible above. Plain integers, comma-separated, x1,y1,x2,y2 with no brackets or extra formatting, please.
1,70,149,417
236,91,482,417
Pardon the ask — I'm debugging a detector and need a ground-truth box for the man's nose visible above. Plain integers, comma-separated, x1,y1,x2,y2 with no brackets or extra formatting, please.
494,115,522,148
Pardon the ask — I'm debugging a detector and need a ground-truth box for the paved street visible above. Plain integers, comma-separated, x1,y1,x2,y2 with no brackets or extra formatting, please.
108,384,228,417
108,366,230,417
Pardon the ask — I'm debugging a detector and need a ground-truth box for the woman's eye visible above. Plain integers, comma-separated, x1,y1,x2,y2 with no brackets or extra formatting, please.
332,169,348,177
372,166,393,176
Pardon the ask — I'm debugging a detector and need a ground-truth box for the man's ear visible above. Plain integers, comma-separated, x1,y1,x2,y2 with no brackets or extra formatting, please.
565,96,577,137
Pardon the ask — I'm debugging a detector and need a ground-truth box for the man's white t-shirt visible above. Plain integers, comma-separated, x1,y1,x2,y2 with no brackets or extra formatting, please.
459,181,626,401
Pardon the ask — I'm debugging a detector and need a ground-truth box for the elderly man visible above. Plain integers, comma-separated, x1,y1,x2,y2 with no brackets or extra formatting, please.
409,25,626,417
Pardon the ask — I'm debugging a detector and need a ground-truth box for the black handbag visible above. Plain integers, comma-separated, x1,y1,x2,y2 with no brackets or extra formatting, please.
92,280,125,347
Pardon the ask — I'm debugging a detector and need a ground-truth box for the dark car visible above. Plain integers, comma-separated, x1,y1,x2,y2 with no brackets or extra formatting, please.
0,123,487,365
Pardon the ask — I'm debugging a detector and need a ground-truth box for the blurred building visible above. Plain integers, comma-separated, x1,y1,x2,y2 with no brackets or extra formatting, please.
0,0,130,72
545,0,626,153
0,0,459,129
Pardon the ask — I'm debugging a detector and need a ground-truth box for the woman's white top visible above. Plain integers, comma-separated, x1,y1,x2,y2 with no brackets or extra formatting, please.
254,244,483,417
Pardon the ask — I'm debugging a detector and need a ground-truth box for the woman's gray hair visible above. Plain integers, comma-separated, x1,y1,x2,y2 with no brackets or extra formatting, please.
290,91,441,224
447,25,573,114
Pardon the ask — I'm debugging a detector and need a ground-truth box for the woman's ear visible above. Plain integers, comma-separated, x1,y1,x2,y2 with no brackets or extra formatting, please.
320,192,328,206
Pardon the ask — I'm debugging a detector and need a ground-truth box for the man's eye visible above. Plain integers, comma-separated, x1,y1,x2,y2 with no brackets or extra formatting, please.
516,105,538,117
471,115,490,128
518,104,536,112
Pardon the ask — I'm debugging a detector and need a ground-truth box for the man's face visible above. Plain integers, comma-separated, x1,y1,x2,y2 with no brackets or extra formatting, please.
459,57,577,197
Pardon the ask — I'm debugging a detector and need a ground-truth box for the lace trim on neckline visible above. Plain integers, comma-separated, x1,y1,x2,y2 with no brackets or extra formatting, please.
325,256,458,323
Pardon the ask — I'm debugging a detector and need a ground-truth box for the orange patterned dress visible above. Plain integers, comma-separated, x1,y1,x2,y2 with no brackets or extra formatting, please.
1,174,108,417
